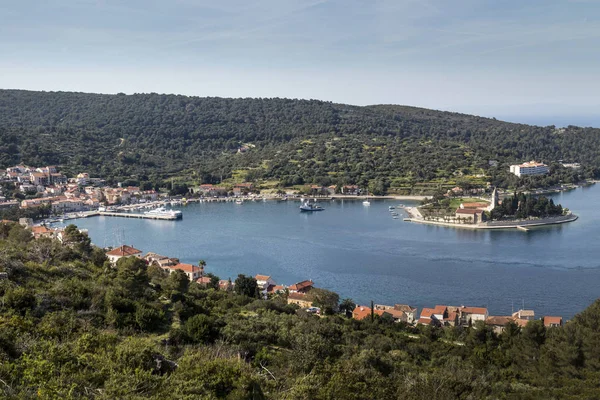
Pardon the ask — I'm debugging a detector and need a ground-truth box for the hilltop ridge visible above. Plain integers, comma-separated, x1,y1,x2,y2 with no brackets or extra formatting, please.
1,89,599,191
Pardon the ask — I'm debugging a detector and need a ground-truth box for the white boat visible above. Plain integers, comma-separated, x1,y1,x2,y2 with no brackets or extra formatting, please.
300,200,324,212
145,207,183,219
363,190,371,206
235,199,243,205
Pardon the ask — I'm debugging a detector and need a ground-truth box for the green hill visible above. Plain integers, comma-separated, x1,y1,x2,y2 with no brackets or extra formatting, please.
1,89,599,192
0,222,599,398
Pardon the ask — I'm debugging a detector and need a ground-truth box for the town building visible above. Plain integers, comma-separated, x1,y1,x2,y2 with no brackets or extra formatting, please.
287,292,313,308
255,274,277,298
352,305,386,321
543,316,563,327
455,208,485,223
512,309,535,321
562,163,581,169
288,280,314,294
457,306,489,325
196,276,212,286
485,316,515,334
106,245,143,265
164,263,203,281
509,161,549,177
374,304,418,324
341,185,359,195
31,225,56,240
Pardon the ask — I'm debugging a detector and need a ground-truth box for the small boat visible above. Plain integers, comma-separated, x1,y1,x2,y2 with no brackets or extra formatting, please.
389,206,395,210
300,200,324,212
235,199,243,205
363,190,371,206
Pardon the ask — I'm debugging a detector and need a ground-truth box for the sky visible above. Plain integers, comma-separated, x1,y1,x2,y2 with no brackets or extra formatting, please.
1,0,599,126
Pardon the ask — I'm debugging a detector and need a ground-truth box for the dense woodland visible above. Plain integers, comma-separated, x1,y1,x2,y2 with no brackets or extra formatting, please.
1,90,600,193
0,223,598,399
490,193,564,220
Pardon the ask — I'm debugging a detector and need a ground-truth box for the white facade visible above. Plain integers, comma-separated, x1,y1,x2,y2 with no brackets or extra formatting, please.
509,161,549,177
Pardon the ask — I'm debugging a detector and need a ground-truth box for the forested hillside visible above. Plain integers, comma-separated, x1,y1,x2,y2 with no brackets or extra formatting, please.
1,89,600,191
0,222,600,399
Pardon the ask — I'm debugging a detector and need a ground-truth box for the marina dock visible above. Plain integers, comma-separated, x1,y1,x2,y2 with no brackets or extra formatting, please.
98,211,181,220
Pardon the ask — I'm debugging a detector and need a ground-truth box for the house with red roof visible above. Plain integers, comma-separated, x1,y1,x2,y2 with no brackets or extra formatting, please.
543,316,563,328
106,245,142,265
255,274,277,298
352,305,386,321
485,316,515,334
417,308,442,326
288,280,314,294
374,304,418,324
165,263,203,281
196,276,212,286
458,306,489,325
31,225,55,240
455,208,485,223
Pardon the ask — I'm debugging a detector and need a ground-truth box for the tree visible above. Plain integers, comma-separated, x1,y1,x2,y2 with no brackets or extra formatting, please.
168,269,189,294
234,274,258,298
62,224,92,255
116,256,149,298
339,298,356,317
306,288,339,315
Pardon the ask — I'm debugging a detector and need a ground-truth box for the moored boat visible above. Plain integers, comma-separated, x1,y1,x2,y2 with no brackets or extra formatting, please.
300,200,324,212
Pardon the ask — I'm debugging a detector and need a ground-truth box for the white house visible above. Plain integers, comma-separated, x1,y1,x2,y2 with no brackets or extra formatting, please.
255,274,276,297
509,161,549,177
106,245,143,265
459,306,489,325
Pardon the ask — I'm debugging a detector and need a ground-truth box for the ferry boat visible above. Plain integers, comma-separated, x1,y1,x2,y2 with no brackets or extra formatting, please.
144,207,183,219
300,200,324,212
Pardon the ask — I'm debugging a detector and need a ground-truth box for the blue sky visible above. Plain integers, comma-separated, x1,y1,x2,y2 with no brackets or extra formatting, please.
1,0,599,126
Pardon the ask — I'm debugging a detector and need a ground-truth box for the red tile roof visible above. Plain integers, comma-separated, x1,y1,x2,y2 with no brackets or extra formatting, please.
268,285,285,293
31,225,53,235
353,305,385,320
169,263,202,273
513,318,529,327
445,311,458,322
461,306,488,315
196,276,211,284
106,245,142,257
394,304,417,313
461,202,490,208
289,280,314,291
255,274,271,281
433,305,448,315
544,316,562,327
456,208,484,215
420,308,436,319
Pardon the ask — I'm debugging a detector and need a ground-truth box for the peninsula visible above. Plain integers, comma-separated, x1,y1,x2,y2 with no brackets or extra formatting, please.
405,188,578,230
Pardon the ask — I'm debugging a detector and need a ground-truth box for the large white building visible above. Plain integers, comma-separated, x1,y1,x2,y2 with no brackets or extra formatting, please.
509,161,549,177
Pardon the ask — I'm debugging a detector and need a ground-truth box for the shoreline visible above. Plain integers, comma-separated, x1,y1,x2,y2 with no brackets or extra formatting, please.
329,194,428,201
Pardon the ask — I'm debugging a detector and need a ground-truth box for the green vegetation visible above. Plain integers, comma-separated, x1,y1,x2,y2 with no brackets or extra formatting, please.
1,90,600,194
0,222,599,398
491,193,564,220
